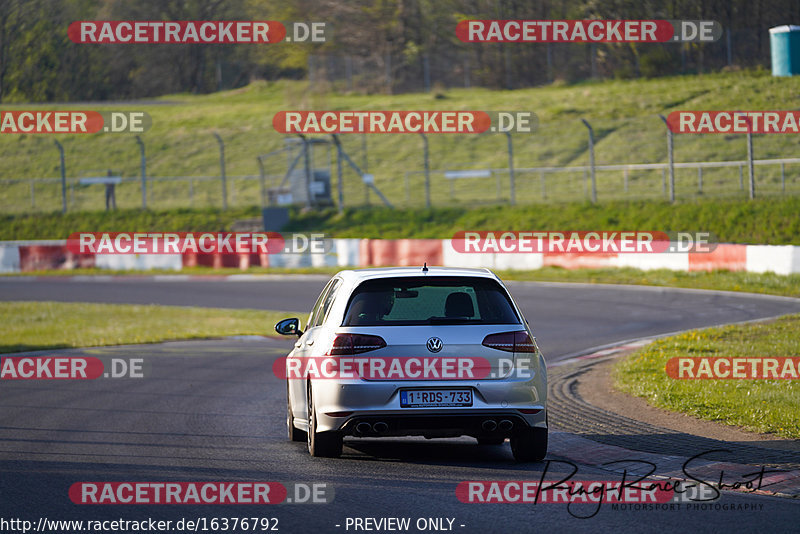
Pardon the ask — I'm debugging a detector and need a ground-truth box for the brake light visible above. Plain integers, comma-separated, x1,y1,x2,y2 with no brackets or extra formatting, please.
482,331,537,353
329,333,387,355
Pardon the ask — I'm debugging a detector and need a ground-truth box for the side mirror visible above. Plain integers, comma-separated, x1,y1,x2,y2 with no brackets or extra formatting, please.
275,318,302,337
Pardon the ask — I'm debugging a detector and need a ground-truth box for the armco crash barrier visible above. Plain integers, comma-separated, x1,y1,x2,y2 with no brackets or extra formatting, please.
0,241,95,272
688,244,747,272
360,239,443,267
1,239,799,275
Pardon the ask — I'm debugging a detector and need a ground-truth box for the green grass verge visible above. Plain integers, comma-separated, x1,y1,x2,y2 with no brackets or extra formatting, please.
614,315,800,439
0,301,303,354
497,267,800,298
284,197,800,244
1,206,261,241
4,195,800,245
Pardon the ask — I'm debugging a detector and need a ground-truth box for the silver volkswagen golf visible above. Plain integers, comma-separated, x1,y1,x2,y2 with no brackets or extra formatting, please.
275,266,548,461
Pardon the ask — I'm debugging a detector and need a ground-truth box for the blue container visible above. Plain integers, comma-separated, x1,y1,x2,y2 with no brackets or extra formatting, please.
770,25,800,76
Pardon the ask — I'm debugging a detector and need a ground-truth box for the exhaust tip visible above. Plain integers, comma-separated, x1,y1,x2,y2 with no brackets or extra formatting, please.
481,419,497,432
373,421,389,433
355,422,372,435
498,419,514,431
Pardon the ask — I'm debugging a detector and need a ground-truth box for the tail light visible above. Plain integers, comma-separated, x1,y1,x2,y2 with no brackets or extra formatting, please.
482,331,537,353
329,333,387,355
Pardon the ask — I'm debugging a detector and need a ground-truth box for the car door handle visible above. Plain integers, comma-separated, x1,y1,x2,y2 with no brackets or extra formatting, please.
306,339,314,346
294,341,303,348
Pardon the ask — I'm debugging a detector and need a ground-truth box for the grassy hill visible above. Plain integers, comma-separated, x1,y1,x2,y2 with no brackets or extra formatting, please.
4,196,800,245
2,70,800,214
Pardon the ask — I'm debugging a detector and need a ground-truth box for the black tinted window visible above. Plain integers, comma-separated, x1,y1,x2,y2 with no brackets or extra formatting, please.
343,277,520,326
315,279,341,327
307,278,337,330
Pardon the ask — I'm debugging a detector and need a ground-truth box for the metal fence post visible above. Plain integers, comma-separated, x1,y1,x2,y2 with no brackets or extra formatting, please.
581,119,597,203
781,162,786,192
420,133,430,208
540,170,546,199
362,134,370,205
698,167,703,193
505,131,515,205
299,135,313,208
658,114,675,202
212,133,227,209
256,156,266,208
135,136,146,209
54,140,66,213
746,131,755,199
331,134,344,214
335,142,392,208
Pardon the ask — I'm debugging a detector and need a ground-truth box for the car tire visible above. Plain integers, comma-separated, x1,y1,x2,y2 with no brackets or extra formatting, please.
287,386,307,442
510,426,547,462
306,385,343,458
477,437,506,446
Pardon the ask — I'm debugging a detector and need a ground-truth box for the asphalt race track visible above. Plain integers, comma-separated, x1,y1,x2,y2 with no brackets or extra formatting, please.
1,276,799,532
3,276,799,361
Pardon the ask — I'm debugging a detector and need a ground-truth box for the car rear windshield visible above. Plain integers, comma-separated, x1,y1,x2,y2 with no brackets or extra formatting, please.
342,276,520,326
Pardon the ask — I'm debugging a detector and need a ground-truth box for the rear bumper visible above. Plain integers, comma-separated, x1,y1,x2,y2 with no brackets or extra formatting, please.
310,375,547,435
338,411,543,439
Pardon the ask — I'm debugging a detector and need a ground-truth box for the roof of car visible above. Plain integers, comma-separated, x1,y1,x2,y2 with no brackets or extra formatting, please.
335,266,499,284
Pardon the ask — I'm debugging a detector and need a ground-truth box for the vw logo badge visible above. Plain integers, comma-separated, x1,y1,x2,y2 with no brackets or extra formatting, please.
426,337,443,353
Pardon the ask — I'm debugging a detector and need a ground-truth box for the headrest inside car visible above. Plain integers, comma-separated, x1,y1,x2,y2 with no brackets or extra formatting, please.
444,292,474,318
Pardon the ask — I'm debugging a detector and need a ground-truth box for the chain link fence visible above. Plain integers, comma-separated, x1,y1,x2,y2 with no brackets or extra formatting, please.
2,115,800,214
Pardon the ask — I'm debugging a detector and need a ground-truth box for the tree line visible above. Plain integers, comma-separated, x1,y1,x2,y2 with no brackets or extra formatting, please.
1,0,798,102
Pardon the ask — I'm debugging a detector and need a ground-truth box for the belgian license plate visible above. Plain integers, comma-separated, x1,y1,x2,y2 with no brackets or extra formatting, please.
400,389,472,408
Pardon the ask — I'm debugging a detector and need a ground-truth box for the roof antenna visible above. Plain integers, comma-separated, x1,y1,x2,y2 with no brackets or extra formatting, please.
422,262,428,273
